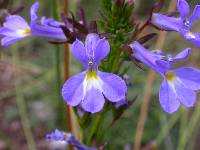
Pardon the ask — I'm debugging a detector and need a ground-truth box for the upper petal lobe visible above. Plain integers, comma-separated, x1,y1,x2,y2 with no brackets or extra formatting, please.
94,38,110,64
30,1,39,22
71,39,88,67
85,33,99,55
190,5,200,22
173,48,191,62
177,0,190,19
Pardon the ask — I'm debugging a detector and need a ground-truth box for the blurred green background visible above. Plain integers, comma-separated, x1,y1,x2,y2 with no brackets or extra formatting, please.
1,0,200,150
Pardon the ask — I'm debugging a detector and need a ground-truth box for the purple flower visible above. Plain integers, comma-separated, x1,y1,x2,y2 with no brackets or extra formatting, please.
0,15,31,46
46,129,69,142
30,2,66,40
62,33,127,113
0,1,66,46
130,41,200,114
46,129,96,150
151,0,200,47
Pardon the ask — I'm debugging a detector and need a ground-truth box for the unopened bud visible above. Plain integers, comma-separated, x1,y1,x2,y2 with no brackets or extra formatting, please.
115,0,125,7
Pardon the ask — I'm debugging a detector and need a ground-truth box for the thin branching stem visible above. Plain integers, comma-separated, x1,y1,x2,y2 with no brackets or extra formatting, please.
50,0,66,129
63,0,74,150
63,0,72,133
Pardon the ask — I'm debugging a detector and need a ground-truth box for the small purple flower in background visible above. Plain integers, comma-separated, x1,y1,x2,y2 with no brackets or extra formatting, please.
30,2,66,40
130,41,200,113
62,33,127,113
46,129,70,141
0,1,66,46
47,129,96,150
151,0,200,47
0,15,31,46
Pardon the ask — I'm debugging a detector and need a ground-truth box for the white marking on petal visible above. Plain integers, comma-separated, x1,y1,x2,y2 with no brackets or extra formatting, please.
167,79,176,93
82,75,103,97
16,28,30,37
167,76,187,94
185,31,195,39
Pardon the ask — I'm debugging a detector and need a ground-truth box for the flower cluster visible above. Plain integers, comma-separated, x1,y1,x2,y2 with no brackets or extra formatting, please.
1,0,200,115
1,0,200,148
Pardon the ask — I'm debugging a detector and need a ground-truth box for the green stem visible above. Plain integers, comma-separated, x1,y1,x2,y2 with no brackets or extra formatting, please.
12,46,36,150
51,0,66,128
111,52,121,73
177,105,200,150
177,107,187,149
155,111,181,145
159,113,174,150
86,114,103,145
55,46,66,128
54,54,62,115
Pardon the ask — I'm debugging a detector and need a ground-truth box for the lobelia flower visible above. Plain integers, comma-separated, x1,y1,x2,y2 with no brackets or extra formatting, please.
151,0,200,47
62,33,127,113
0,1,66,46
0,15,31,46
30,2,66,40
130,41,200,113
46,129,96,150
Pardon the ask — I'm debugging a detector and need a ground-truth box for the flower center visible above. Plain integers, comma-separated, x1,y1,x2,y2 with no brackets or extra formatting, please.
16,28,30,36
161,54,173,62
166,72,176,82
88,56,94,67
183,19,192,30
187,31,195,39
23,29,31,34
152,50,173,62
86,70,98,80
63,132,72,139
184,20,190,27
